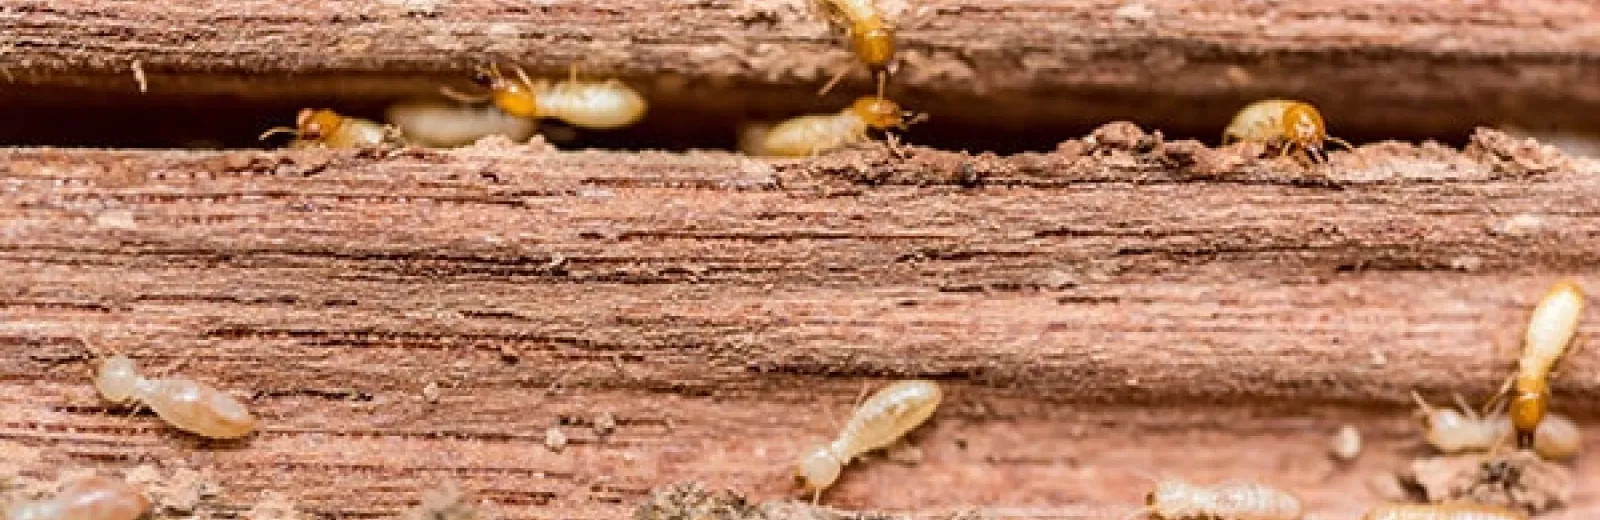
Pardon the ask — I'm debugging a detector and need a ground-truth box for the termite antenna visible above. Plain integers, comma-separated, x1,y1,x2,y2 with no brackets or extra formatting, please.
1483,373,1515,418
439,85,490,103
1326,135,1357,153
257,127,299,141
513,64,537,93
1409,389,1437,417
817,66,850,96
1452,393,1481,421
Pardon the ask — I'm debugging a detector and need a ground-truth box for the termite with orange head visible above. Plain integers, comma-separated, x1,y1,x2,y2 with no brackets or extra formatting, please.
1410,391,1581,461
795,380,942,503
1487,281,1585,450
1129,477,1303,520
442,64,646,130
811,0,897,99
95,353,257,439
259,108,403,149
1362,503,1528,520
3,476,151,520
1221,99,1355,165
758,96,926,157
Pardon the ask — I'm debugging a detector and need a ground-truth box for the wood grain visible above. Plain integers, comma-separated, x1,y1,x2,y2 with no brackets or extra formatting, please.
0,136,1597,518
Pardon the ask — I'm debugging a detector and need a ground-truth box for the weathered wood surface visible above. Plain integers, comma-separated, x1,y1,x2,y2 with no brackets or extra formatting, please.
0,134,1597,518
4,1,1600,136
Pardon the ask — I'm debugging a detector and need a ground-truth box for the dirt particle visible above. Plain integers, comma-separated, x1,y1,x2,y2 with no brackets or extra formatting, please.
403,485,490,520
92,208,137,230
422,381,442,403
1464,128,1572,177
1329,425,1361,462
1449,255,1484,271
1113,2,1155,22
1490,213,1545,237
544,427,569,452
1084,121,1159,153
883,442,923,465
1402,451,1573,515
246,491,306,520
124,464,217,515
594,412,617,437
633,483,923,520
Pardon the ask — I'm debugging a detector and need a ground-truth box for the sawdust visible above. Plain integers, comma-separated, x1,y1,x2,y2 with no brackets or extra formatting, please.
402,485,493,520
634,483,986,520
245,492,307,520
125,464,219,515
1464,127,1574,177
1401,451,1574,515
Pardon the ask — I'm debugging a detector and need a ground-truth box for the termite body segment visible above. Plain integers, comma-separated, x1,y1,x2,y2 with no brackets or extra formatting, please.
1361,503,1528,520
1501,281,1585,449
259,108,400,149
759,96,922,157
1142,478,1303,520
812,0,896,97
795,380,942,500
1221,99,1354,165
1411,391,1581,460
385,100,539,148
3,476,151,520
454,64,647,130
95,354,256,439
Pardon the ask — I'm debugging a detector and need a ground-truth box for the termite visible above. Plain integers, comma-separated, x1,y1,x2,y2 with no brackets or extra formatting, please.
795,379,942,502
385,100,539,148
95,353,257,439
758,95,925,157
1489,281,1585,450
3,476,151,520
1221,99,1355,165
1130,477,1303,520
1410,391,1581,461
1362,503,1528,520
259,108,403,149
443,64,647,130
811,0,897,98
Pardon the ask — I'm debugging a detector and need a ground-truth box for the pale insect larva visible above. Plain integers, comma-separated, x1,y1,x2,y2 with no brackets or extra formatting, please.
3,476,151,520
259,108,403,149
95,354,257,439
1138,478,1303,520
794,379,942,502
1221,99,1355,165
445,64,647,130
1489,281,1585,450
1361,503,1528,520
1410,391,1581,460
811,0,897,98
758,96,923,157
385,100,538,148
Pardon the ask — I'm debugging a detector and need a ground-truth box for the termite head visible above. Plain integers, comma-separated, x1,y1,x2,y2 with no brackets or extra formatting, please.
849,97,923,131
259,108,344,143
471,64,541,118
794,446,843,492
95,354,141,403
851,26,896,71
1508,382,1550,438
1280,102,1328,161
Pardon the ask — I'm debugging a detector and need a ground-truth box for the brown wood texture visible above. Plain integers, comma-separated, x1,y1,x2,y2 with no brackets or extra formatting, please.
1,134,1598,518
4,0,1600,137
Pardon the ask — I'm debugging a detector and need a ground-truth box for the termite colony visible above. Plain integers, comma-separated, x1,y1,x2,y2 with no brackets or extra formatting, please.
251,0,1360,164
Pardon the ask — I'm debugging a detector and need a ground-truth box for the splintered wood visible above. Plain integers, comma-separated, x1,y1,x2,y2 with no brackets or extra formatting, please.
0,128,1598,519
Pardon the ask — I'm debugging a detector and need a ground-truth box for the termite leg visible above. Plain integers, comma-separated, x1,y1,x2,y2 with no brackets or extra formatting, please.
513,64,538,93
817,66,850,96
